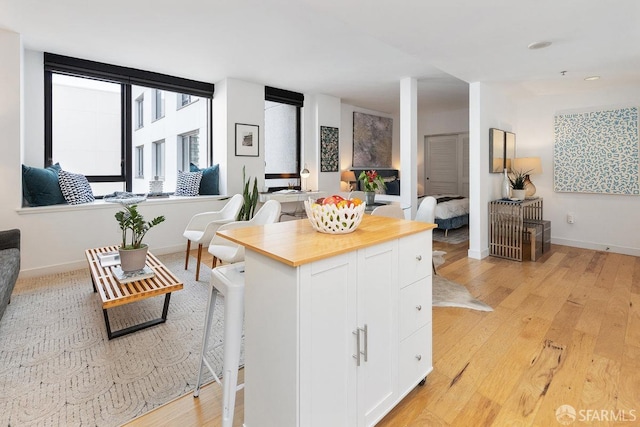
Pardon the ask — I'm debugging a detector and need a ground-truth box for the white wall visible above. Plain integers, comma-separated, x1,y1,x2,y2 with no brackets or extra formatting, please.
514,87,640,256
305,94,341,193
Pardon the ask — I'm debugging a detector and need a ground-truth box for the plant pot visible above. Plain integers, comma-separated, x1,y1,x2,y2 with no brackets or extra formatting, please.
365,191,376,206
119,245,148,272
511,189,526,201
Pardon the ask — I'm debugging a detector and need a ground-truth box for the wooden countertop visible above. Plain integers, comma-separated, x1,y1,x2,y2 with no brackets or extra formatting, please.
217,215,436,267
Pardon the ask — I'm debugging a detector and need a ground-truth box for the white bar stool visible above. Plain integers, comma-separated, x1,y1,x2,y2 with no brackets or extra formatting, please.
194,262,245,427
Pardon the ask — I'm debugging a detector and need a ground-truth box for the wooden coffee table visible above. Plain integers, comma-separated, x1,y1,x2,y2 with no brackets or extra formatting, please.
85,246,183,339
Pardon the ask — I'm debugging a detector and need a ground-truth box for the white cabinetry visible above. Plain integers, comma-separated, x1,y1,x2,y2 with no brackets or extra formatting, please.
243,230,433,427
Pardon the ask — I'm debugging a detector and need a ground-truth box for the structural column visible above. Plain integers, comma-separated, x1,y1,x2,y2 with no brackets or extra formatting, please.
399,77,418,219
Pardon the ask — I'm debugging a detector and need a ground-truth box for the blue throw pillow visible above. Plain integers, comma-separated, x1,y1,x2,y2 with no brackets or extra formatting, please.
190,163,220,195
22,163,66,206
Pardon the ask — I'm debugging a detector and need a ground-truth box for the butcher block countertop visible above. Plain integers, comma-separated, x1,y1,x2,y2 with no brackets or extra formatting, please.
217,215,436,267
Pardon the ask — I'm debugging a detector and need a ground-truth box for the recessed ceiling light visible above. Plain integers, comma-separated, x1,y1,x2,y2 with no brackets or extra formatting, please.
528,41,552,50
584,76,600,81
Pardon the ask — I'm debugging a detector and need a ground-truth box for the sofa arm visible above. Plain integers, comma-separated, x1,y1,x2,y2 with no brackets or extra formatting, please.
0,229,20,251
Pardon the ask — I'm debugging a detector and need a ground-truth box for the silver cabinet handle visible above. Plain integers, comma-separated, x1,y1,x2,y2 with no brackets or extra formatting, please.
416,255,422,261
362,324,368,362
416,354,422,361
353,329,361,366
416,305,422,311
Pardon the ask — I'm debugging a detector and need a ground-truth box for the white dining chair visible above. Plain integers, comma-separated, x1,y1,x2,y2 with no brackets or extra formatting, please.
415,196,437,223
349,190,366,201
208,200,282,268
183,194,244,280
371,204,405,219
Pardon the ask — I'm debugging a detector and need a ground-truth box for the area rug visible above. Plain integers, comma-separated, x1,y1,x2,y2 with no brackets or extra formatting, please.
432,274,493,312
432,225,469,244
0,253,234,427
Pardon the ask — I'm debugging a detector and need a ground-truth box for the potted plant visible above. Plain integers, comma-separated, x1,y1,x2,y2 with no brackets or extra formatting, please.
509,168,531,201
358,170,386,205
237,166,259,221
115,204,165,272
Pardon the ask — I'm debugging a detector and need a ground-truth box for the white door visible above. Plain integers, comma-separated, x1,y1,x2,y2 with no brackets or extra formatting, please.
425,133,469,196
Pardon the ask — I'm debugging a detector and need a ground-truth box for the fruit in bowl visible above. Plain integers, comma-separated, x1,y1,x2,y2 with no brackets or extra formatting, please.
304,195,366,234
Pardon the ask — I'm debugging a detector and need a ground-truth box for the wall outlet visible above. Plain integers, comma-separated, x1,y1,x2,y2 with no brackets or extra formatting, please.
567,212,575,224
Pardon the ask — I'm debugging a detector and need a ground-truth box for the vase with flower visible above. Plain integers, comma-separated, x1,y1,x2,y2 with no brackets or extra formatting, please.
358,170,386,205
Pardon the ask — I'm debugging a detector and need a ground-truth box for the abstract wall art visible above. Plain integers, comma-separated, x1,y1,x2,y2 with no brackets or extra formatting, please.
554,106,639,195
352,112,393,168
320,126,339,172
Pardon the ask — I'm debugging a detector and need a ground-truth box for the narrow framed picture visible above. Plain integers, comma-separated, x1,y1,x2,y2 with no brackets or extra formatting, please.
320,126,339,172
235,123,259,157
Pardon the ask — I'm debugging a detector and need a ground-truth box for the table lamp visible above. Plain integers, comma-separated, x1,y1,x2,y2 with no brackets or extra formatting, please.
340,170,356,191
300,164,310,191
513,157,543,197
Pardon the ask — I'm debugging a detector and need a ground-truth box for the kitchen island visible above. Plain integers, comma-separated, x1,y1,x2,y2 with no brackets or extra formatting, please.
218,215,436,427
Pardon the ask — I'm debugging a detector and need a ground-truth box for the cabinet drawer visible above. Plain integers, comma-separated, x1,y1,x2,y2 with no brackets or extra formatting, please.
398,231,432,288
399,278,431,340
399,324,432,394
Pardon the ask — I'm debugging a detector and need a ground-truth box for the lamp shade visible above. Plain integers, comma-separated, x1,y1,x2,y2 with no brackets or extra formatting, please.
300,166,310,179
340,170,356,182
513,157,542,175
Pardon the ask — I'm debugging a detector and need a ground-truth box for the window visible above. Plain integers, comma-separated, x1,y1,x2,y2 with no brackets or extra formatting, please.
135,95,144,129
152,89,165,121
179,132,200,171
264,86,303,189
135,145,144,178
179,94,192,108
152,140,165,180
44,53,214,196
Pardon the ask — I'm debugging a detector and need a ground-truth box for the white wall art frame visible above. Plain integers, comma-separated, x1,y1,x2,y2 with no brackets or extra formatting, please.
554,106,639,195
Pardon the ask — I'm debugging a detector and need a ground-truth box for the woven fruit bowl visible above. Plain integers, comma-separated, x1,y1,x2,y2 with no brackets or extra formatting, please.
304,199,366,234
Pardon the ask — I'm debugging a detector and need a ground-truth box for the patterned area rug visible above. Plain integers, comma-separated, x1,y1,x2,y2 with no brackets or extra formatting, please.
0,252,233,427
432,225,469,244
432,274,493,312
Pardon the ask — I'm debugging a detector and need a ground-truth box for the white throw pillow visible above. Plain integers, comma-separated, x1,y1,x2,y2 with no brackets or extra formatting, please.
58,170,95,205
174,170,203,196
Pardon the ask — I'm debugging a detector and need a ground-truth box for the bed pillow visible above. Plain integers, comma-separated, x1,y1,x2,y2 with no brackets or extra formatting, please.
190,163,220,195
175,170,203,196
58,170,95,205
386,179,400,195
22,163,66,206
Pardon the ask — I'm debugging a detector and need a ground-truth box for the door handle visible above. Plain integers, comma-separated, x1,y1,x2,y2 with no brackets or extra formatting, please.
353,325,368,365
352,329,361,366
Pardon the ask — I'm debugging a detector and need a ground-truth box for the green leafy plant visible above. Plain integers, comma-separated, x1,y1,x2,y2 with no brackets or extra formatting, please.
509,168,532,190
358,170,386,192
115,204,165,249
237,166,259,221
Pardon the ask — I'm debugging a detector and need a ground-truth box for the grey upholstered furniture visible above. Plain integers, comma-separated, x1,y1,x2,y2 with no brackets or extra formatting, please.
0,229,20,323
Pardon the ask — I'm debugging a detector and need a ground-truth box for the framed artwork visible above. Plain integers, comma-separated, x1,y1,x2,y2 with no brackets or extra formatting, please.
505,131,516,172
352,112,393,168
320,126,339,172
489,128,505,173
235,123,259,157
554,106,639,194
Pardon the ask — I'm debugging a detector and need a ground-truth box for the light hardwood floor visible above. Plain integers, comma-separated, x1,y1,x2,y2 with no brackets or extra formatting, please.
125,239,640,426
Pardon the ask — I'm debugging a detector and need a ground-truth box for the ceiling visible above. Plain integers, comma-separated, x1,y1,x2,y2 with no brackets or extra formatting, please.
1,0,639,114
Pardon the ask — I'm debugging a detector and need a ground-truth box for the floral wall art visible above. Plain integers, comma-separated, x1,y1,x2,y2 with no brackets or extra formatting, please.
554,106,639,195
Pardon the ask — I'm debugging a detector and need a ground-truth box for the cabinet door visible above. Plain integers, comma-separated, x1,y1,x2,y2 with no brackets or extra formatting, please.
299,252,357,427
357,240,398,426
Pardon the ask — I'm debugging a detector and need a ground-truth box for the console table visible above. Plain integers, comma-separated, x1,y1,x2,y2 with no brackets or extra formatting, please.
489,198,543,261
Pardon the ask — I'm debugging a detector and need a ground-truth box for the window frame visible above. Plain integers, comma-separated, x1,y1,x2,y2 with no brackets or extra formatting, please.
135,95,144,130
44,53,214,192
264,86,304,180
135,145,144,178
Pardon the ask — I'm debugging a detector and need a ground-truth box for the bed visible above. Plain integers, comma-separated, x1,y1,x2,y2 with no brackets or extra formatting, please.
432,194,469,236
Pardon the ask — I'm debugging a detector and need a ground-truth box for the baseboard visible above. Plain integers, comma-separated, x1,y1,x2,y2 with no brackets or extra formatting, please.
551,238,640,257
468,247,489,260
18,244,186,279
